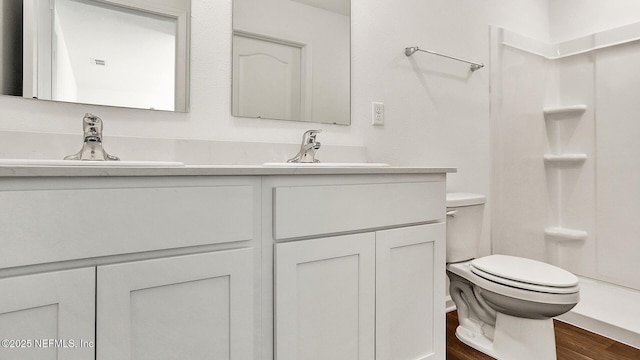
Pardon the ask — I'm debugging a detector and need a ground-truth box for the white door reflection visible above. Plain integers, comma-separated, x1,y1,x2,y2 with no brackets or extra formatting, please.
233,33,303,121
232,0,350,125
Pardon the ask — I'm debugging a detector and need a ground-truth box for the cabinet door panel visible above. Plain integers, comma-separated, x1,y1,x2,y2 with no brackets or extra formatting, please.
376,224,446,360
97,249,253,360
275,233,375,360
0,268,96,360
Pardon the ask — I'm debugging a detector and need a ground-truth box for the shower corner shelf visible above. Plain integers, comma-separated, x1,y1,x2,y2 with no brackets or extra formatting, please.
543,104,587,117
544,227,588,242
544,154,587,165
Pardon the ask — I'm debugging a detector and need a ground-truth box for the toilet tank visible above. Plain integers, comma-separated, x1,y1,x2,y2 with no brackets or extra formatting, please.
446,193,486,263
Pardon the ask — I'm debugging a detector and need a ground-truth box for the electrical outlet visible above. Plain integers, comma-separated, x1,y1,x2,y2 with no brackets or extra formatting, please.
372,102,384,126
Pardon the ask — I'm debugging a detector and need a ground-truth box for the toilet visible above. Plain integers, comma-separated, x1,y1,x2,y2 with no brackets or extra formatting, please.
446,193,579,360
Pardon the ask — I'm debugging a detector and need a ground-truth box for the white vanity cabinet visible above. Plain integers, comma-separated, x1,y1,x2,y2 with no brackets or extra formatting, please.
0,175,261,360
0,167,451,360
0,268,96,360
265,174,447,360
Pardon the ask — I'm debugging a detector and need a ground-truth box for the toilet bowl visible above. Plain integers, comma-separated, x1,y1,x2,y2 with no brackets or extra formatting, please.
446,193,579,360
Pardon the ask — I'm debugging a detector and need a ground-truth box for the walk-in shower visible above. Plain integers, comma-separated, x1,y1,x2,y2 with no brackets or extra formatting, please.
490,23,640,348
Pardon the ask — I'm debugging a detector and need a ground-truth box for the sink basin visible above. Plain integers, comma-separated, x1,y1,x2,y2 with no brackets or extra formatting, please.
0,159,184,167
263,162,390,167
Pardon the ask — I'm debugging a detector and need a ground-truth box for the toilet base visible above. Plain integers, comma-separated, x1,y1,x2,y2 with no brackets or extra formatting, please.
455,325,497,358
456,312,557,360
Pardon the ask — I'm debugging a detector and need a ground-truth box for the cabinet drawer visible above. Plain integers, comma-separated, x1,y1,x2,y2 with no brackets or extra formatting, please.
273,181,445,240
0,184,254,268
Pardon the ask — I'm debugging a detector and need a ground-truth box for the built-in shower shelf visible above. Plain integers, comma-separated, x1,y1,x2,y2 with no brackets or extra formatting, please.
544,154,587,165
544,227,588,241
543,104,587,117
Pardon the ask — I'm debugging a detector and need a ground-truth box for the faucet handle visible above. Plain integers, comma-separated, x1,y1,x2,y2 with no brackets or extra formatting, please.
83,113,103,137
302,129,321,143
287,129,323,163
64,113,119,161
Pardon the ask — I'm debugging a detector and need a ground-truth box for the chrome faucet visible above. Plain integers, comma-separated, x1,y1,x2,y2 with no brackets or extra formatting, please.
64,113,119,161
287,129,322,163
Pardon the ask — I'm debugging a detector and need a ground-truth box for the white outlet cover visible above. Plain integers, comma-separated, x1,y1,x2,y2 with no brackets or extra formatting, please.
372,102,384,126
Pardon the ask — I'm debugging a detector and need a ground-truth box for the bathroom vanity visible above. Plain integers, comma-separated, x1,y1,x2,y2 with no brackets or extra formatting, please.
0,164,453,360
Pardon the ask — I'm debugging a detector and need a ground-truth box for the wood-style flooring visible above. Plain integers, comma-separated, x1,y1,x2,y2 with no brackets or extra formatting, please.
446,311,640,360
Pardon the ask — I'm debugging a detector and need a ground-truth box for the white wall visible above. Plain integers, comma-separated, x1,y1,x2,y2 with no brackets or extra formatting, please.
549,1,640,290
490,38,551,263
549,0,640,42
549,53,598,278
595,42,640,290
352,0,548,255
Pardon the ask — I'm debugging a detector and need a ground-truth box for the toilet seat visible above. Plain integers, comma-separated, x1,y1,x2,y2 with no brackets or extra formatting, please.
471,265,579,294
447,261,580,305
470,255,579,294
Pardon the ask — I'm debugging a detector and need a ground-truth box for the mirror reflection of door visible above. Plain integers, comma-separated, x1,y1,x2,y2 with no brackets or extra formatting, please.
23,0,182,111
232,0,350,125
232,33,303,121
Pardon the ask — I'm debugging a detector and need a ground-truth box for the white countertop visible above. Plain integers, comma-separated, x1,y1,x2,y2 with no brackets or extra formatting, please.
0,164,456,177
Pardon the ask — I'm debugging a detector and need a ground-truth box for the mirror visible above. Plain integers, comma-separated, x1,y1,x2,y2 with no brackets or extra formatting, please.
232,0,350,125
0,0,190,112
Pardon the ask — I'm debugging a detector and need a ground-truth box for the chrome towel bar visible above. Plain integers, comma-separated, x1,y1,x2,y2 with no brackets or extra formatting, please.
405,46,484,71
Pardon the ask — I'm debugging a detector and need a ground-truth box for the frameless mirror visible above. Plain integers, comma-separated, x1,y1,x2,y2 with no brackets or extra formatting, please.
0,0,190,112
232,0,350,125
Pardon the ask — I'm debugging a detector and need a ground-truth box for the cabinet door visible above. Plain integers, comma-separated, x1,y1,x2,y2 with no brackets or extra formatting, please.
0,268,96,360
97,249,253,360
375,224,446,360
275,233,375,360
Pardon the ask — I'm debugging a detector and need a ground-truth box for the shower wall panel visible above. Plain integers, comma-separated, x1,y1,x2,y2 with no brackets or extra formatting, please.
491,44,550,263
494,27,640,291
549,54,597,279
595,42,640,290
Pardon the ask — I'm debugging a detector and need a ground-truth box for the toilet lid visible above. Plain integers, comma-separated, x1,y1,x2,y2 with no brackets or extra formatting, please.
470,255,579,293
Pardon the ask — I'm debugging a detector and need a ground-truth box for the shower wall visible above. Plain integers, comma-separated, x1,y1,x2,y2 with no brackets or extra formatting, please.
594,42,640,290
547,52,597,280
491,24,640,291
490,32,551,264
